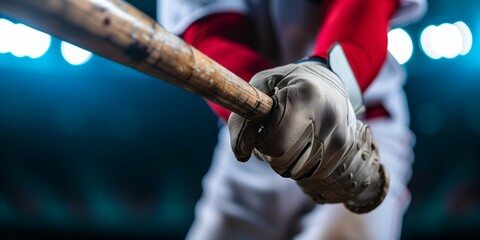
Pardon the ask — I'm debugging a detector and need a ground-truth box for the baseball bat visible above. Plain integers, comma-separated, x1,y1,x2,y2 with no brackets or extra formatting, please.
0,0,273,124
0,0,390,213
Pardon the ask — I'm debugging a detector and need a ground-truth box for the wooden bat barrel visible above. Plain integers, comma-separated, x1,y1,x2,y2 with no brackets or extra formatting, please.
0,0,273,124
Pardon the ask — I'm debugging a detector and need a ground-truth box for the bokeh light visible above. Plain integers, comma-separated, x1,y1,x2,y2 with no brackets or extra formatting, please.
25,27,51,59
10,23,34,57
0,18,15,53
454,21,473,56
420,22,471,59
435,23,463,58
420,25,442,59
0,19,51,58
388,28,413,64
60,41,92,65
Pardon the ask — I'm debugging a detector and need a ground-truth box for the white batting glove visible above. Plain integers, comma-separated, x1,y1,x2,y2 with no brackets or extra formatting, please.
228,60,389,213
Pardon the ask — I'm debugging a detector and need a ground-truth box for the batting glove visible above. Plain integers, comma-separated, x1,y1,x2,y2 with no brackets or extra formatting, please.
228,60,389,213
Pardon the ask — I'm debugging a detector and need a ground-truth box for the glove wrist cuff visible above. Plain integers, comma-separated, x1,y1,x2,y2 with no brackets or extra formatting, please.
296,124,389,214
344,164,390,214
295,56,328,65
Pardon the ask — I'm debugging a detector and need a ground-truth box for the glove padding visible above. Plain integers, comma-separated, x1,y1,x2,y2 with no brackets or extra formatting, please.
228,61,389,213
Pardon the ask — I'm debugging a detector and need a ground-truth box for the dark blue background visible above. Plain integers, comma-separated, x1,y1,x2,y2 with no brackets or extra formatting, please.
1,0,479,239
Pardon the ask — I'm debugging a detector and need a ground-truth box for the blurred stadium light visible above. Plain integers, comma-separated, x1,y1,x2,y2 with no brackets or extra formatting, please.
0,18,51,58
420,25,441,59
0,18,14,53
21,24,51,59
1,17,91,65
420,22,472,59
60,41,92,65
454,21,473,56
436,23,463,58
388,28,414,64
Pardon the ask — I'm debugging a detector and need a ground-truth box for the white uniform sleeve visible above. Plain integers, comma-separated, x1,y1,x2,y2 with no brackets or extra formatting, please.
157,0,249,35
391,0,427,27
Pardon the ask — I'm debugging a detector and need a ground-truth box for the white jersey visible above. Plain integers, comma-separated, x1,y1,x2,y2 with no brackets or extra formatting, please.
156,1,425,239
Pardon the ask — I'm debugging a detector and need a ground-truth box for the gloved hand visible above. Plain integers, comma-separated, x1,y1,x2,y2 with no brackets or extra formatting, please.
228,60,389,213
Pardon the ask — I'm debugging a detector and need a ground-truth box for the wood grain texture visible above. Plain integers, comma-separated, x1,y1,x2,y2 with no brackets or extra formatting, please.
0,0,273,124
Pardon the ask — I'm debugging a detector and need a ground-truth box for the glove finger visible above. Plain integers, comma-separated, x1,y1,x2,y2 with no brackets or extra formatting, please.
249,64,297,94
228,64,301,164
226,66,292,163
228,113,261,162
257,88,314,176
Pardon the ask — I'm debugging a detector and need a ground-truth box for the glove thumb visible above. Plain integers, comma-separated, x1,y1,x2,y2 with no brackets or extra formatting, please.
228,113,261,162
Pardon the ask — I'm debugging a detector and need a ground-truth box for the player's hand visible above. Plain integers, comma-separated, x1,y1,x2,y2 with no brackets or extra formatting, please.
228,60,389,213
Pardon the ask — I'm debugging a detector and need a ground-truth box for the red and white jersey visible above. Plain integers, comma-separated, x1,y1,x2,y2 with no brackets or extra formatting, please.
158,0,425,63
157,4,423,239
158,0,426,123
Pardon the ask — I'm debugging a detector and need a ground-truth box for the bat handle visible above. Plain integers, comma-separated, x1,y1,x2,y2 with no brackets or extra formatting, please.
189,48,274,125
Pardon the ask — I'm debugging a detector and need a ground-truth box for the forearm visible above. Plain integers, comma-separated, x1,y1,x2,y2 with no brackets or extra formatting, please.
313,0,399,91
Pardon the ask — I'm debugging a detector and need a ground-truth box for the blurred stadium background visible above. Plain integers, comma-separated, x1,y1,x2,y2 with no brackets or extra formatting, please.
0,0,479,239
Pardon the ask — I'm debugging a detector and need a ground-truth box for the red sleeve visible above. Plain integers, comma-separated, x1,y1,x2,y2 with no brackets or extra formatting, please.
312,0,398,92
182,13,272,121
